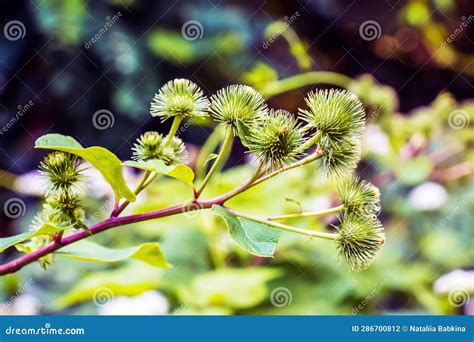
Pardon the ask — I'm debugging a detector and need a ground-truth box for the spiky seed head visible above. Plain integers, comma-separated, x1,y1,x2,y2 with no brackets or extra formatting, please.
39,152,83,196
132,131,163,160
247,109,304,168
150,79,209,121
319,137,361,178
160,137,187,165
299,89,365,145
16,235,54,269
338,177,380,217
209,85,267,132
46,192,85,228
336,214,385,271
132,131,186,165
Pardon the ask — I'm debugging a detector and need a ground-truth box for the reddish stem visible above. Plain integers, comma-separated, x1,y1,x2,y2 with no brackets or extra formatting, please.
0,199,220,276
0,152,320,276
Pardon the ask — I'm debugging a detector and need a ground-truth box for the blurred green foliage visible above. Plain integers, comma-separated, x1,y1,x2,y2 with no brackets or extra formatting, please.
1,1,473,316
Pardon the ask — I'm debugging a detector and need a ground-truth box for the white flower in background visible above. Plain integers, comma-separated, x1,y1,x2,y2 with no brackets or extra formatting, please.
83,164,137,198
433,269,474,293
362,124,390,155
82,166,114,198
0,294,41,315
408,182,447,211
13,171,43,196
309,196,332,212
98,291,169,315
465,300,474,315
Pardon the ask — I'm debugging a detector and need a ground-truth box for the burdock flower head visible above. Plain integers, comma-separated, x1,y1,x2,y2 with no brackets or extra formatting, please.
46,192,85,228
319,138,361,178
300,89,365,144
336,214,385,271
209,84,267,133
39,152,83,196
300,89,365,178
247,109,304,168
38,152,86,229
338,177,380,217
132,131,186,165
150,79,209,121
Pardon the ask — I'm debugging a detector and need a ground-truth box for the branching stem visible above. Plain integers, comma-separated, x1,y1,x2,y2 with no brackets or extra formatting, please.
111,170,154,217
195,128,234,198
260,71,352,99
0,147,321,276
163,115,184,146
226,208,338,240
268,204,344,221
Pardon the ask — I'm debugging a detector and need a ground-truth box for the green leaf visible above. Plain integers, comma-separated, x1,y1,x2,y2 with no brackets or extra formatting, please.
179,267,281,309
55,240,170,268
204,153,218,166
54,263,162,308
35,134,135,202
212,205,281,257
0,223,65,253
123,160,194,186
235,120,252,146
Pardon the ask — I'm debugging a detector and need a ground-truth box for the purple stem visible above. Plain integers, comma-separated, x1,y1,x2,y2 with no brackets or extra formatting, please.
0,198,219,276
0,152,317,276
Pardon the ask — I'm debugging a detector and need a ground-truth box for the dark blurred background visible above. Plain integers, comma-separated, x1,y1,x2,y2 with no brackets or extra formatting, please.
0,0,473,315
1,0,473,171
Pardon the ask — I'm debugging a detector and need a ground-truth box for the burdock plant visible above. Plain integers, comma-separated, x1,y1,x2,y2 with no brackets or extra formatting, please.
247,109,304,169
0,79,385,276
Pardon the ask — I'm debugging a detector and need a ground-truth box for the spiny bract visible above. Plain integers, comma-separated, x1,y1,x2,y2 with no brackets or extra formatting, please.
338,177,380,217
209,84,267,132
299,89,365,145
15,235,54,269
132,131,186,165
45,192,86,228
319,137,361,178
336,213,385,271
150,79,209,121
299,89,366,178
247,109,304,168
39,152,83,196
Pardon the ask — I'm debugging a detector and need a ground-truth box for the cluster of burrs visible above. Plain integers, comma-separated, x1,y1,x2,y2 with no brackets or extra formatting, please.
146,78,385,270
16,152,86,268
38,152,86,228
